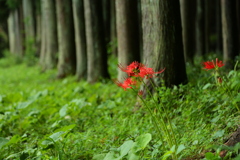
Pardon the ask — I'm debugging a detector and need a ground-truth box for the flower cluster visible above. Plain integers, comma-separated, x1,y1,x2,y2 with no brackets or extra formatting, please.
202,58,225,85
115,61,165,90
202,58,224,70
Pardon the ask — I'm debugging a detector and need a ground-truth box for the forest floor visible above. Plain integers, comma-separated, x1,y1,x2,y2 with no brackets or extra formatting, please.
1,55,240,159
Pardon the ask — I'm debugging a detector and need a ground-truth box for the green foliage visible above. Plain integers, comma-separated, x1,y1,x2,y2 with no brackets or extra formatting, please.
24,38,38,66
0,55,240,159
0,50,23,67
6,0,21,10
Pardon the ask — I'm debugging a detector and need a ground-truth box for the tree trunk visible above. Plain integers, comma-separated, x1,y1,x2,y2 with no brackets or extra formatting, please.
72,0,87,80
102,0,110,45
22,0,35,46
141,0,187,87
39,0,47,67
8,11,16,55
216,0,222,55
236,0,240,54
221,0,238,69
7,9,23,56
110,0,117,56
204,0,210,54
180,0,196,63
35,0,42,57
116,0,140,81
56,0,76,78
44,0,58,70
195,0,205,56
84,0,110,83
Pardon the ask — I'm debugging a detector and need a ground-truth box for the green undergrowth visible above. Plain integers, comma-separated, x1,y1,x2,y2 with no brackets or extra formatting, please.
0,56,240,159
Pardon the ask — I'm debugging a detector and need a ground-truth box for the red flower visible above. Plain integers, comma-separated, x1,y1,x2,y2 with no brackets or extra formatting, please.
118,61,143,77
139,67,165,78
202,58,224,70
114,78,136,90
118,61,165,78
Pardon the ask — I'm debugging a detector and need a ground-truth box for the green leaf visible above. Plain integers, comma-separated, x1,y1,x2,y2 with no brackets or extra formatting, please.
92,154,106,160
49,131,65,142
55,124,76,133
131,133,152,153
0,137,9,149
118,140,134,158
128,152,139,160
161,150,173,160
59,104,68,117
210,116,220,123
17,101,32,109
203,83,212,90
7,135,21,145
176,144,185,155
213,130,224,139
103,151,119,160
41,139,53,146
204,152,220,160
41,124,76,146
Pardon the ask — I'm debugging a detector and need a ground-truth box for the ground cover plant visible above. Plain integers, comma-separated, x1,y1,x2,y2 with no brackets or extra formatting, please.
1,55,240,159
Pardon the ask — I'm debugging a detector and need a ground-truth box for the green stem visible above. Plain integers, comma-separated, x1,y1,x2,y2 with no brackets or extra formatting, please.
132,88,164,141
147,80,178,147
141,81,173,146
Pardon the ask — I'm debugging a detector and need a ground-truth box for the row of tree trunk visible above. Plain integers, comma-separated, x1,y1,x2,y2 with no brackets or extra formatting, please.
180,0,240,69
5,0,240,86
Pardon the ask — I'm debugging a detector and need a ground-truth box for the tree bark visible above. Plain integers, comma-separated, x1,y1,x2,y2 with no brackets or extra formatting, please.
7,9,23,56
216,0,222,54
35,3,41,57
22,0,35,43
72,0,87,80
44,0,58,70
56,0,76,78
141,0,187,87
236,0,240,54
116,0,140,81
180,0,196,63
39,0,47,67
102,0,110,45
221,0,238,69
84,0,110,83
110,0,117,56
195,0,205,56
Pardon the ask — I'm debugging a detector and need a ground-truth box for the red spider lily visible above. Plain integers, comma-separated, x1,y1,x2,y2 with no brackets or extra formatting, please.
114,78,136,90
118,61,143,77
202,58,224,70
138,67,165,78
118,61,165,78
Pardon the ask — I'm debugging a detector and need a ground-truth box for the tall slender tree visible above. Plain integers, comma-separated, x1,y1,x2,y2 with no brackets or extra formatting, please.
141,0,187,88
72,0,87,80
180,0,196,63
215,0,222,54
195,0,205,56
84,0,109,83
35,0,42,57
56,0,76,78
221,0,238,69
40,0,58,70
22,0,35,45
39,0,47,66
7,9,23,56
102,0,110,45
110,0,117,56
116,0,140,81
